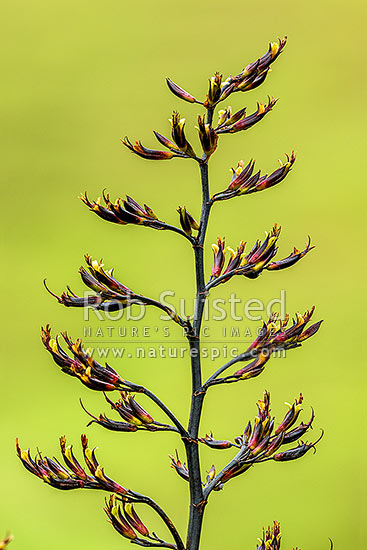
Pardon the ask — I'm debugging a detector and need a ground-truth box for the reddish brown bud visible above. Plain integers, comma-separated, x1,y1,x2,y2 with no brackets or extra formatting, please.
177,206,200,236
153,131,180,151
212,152,295,202
273,431,324,462
233,351,270,380
17,436,128,494
104,496,137,540
219,38,287,103
216,97,278,134
196,114,218,157
80,400,139,433
169,452,189,482
122,501,149,537
211,237,226,278
266,235,314,271
166,78,197,103
282,408,315,444
198,433,233,450
205,72,222,107
122,137,174,160
275,395,303,435
41,325,124,392
170,112,196,157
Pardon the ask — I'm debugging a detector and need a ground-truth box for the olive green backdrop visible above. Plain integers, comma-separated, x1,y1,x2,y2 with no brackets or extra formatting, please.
1,0,365,548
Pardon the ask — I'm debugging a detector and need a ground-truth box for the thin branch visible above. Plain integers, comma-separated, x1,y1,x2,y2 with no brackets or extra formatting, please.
79,398,179,434
203,448,251,498
151,220,196,244
121,381,189,438
124,491,186,550
202,350,256,388
132,540,176,549
205,265,252,290
137,295,191,331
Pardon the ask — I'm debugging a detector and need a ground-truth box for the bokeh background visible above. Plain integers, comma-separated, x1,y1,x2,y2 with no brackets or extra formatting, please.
1,0,366,548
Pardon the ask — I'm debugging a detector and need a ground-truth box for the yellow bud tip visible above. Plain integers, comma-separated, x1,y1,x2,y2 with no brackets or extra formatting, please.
270,42,279,57
50,339,58,353
225,247,236,258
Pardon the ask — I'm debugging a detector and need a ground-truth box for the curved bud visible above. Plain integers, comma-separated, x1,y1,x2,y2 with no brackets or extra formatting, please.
211,237,226,278
177,206,199,236
196,114,218,157
153,131,180,151
166,78,197,103
275,394,304,435
122,137,174,160
205,72,222,107
170,111,196,157
123,501,150,537
216,97,278,134
104,496,137,540
273,430,324,462
198,433,233,449
233,350,270,380
266,236,314,271
169,451,189,482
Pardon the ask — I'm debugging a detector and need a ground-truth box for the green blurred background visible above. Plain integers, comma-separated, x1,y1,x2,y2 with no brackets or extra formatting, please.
1,0,365,548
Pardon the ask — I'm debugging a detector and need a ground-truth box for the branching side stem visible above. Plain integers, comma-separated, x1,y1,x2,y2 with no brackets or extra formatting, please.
126,491,186,550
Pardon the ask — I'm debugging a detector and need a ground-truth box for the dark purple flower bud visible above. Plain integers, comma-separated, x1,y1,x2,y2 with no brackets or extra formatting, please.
216,98,278,134
222,242,246,280
282,409,315,444
177,206,200,236
16,436,128,493
211,237,226,278
122,501,150,537
153,131,180,151
41,325,124,392
266,236,314,271
273,431,324,462
169,452,189,482
233,351,270,380
198,433,233,449
196,114,218,157
122,137,175,160
245,306,322,357
204,72,222,107
263,432,285,457
275,394,303,435
170,112,196,157
80,401,138,433
104,496,137,540
166,77,197,103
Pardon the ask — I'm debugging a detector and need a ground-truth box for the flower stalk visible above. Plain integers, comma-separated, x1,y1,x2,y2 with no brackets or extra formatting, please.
16,36,329,550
